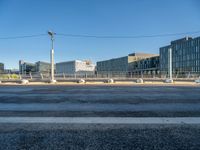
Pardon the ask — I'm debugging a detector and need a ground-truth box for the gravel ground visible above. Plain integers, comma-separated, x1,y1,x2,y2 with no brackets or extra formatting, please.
0,124,200,150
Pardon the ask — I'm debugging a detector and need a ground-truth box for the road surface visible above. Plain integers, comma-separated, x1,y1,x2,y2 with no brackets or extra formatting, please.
0,85,200,149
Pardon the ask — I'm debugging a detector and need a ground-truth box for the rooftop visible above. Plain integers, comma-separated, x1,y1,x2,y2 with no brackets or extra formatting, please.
171,37,193,44
128,53,158,57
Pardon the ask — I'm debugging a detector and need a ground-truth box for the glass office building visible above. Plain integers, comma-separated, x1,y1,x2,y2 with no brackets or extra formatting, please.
19,60,35,75
35,61,51,74
0,63,4,73
160,36,200,77
19,60,51,75
128,55,160,76
96,53,157,76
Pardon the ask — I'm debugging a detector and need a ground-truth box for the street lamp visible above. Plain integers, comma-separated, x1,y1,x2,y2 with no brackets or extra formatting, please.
168,48,172,81
165,47,173,83
48,31,56,83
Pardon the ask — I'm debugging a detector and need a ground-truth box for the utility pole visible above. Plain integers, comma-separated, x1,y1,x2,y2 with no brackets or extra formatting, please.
48,31,56,83
165,47,173,83
168,48,172,80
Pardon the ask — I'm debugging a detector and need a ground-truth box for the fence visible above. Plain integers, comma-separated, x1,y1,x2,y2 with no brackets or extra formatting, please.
1,71,200,80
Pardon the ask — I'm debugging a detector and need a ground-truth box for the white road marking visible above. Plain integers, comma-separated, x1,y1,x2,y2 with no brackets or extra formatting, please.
0,117,199,124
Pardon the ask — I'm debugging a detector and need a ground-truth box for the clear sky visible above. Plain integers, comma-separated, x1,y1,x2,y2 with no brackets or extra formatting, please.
0,0,200,69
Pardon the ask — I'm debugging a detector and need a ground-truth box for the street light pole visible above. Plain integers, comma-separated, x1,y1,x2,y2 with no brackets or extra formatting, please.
48,31,56,83
168,47,172,80
165,47,173,83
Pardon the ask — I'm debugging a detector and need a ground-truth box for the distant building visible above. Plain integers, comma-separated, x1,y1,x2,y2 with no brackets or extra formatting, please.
96,53,157,75
160,36,200,76
4,69,19,74
19,60,51,75
128,55,160,76
35,61,51,74
56,60,95,75
19,60,35,74
0,63,4,73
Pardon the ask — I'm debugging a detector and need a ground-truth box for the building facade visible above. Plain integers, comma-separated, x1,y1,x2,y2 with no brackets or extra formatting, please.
160,36,200,77
4,69,19,74
128,55,160,76
56,60,95,75
19,60,35,74
0,63,4,73
35,61,51,74
97,56,129,73
19,60,51,75
96,53,157,76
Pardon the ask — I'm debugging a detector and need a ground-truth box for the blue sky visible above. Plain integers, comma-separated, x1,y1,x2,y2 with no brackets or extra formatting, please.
0,0,200,69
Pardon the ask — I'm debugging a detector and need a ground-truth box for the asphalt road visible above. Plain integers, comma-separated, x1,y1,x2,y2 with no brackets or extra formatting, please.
0,124,200,150
0,85,200,117
0,85,200,150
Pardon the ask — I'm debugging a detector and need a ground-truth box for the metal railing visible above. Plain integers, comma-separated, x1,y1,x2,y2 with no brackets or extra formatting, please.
0,71,200,80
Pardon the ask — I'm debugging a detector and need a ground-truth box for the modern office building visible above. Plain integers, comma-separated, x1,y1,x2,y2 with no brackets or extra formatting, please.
160,36,200,77
97,56,129,74
19,60,35,74
19,60,51,75
128,55,160,75
56,60,95,75
96,53,157,75
4,69,19,74
35,61,51,74
0,63,4,73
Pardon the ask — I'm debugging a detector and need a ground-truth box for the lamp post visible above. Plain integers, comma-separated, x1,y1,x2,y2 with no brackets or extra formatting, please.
168,48,172,81
165,47,173,83
48,31,56,83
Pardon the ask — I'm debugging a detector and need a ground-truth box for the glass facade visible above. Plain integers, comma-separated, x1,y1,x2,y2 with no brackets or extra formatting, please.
35,61,51,74
128,56,160,75
96,53,158,75
97,56,129,73
0,63,4,73
19,60,35,75
19,60,51,74
160,37,200,76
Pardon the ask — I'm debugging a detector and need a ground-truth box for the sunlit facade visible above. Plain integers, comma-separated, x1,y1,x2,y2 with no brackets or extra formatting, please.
56,60,95,75
160,37,200,76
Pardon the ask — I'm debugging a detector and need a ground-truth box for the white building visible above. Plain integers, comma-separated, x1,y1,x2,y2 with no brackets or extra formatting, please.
56,60,95,75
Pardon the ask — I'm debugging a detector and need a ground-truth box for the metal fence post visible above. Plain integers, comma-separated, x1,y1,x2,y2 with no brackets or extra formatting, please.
19,73,22,80
63,73,66,79
40,73,43,79
29,72,32,80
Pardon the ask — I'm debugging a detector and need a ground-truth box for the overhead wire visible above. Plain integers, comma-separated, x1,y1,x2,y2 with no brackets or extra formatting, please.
0,34,47,40
0,30,200,40
56,30,200,39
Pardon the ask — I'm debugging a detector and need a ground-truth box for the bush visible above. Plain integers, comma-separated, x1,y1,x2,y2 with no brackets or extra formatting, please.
0,74,19,79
